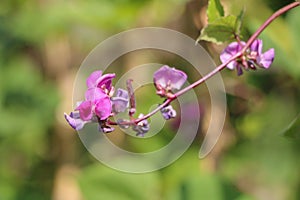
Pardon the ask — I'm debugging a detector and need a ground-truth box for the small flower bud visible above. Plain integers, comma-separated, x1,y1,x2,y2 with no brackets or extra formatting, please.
132,114,150,137
111,88,129,114
160,105,177,120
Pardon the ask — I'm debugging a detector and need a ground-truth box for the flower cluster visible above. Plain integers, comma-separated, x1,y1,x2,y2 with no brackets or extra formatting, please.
64,70,152,136
65,38,274,136
220,39,275,75
64,71,127,133
65,65,187,136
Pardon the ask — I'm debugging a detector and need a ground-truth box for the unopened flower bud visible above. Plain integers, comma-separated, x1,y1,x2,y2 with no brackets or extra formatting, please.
132,114,150,137
160,105,177,120
111,88,129,114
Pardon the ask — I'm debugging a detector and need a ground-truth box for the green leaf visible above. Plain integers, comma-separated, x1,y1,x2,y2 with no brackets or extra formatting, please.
207,0,224,23
281,114,300,139
197,15,238,44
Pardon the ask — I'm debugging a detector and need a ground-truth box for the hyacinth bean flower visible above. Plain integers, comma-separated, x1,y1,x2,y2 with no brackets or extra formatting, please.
80,70,115,121
111,88,129,114
65,70,116,131
153,65,187,97
249,39,275,69
220,39,275,75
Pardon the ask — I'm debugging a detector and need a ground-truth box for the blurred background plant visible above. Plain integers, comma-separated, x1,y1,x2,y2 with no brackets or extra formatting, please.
0,0,299,199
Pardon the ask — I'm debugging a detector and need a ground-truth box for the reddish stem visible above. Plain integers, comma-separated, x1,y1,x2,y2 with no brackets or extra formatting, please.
242,1,300,51
114,1,300,125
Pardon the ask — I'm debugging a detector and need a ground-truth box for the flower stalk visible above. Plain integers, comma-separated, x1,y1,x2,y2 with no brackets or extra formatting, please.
65,2,300,134
134,1,299,124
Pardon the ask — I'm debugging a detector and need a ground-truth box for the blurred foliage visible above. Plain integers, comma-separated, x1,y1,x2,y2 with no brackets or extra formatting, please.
0,0,299,200
78,164,161,200
0,48,58,199
282,114,300,139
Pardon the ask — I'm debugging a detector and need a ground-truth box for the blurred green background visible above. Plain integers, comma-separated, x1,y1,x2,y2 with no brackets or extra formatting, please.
0,0,299,199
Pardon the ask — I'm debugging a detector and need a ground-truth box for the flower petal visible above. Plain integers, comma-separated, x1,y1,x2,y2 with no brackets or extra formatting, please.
64,112,87,130
169,69,187,90
115,88,129,99
153,65,187,90
220,41,245,70
76,101,93,121
226,61,238,70
96,73,116,91
94,96,112,120
259,48,275,69
86,71,102,88
220,50,234,64
250,39,263,55
111,88,129,113
111,97,129,113
85,87,107,101
153,65,169,88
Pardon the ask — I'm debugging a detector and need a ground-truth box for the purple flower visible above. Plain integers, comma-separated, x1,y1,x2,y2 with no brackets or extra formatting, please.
86,70,115,93
250,39,275,69
154,65,187,91
65,70,117,131
111,88,129,114
220,39,275,76
76,88,112,121
75,70,116,122
220,41,246,75
161,105,177,120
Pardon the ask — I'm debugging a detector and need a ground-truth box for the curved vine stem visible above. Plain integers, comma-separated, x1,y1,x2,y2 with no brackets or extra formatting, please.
242,1,300,51
114,1,300,125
